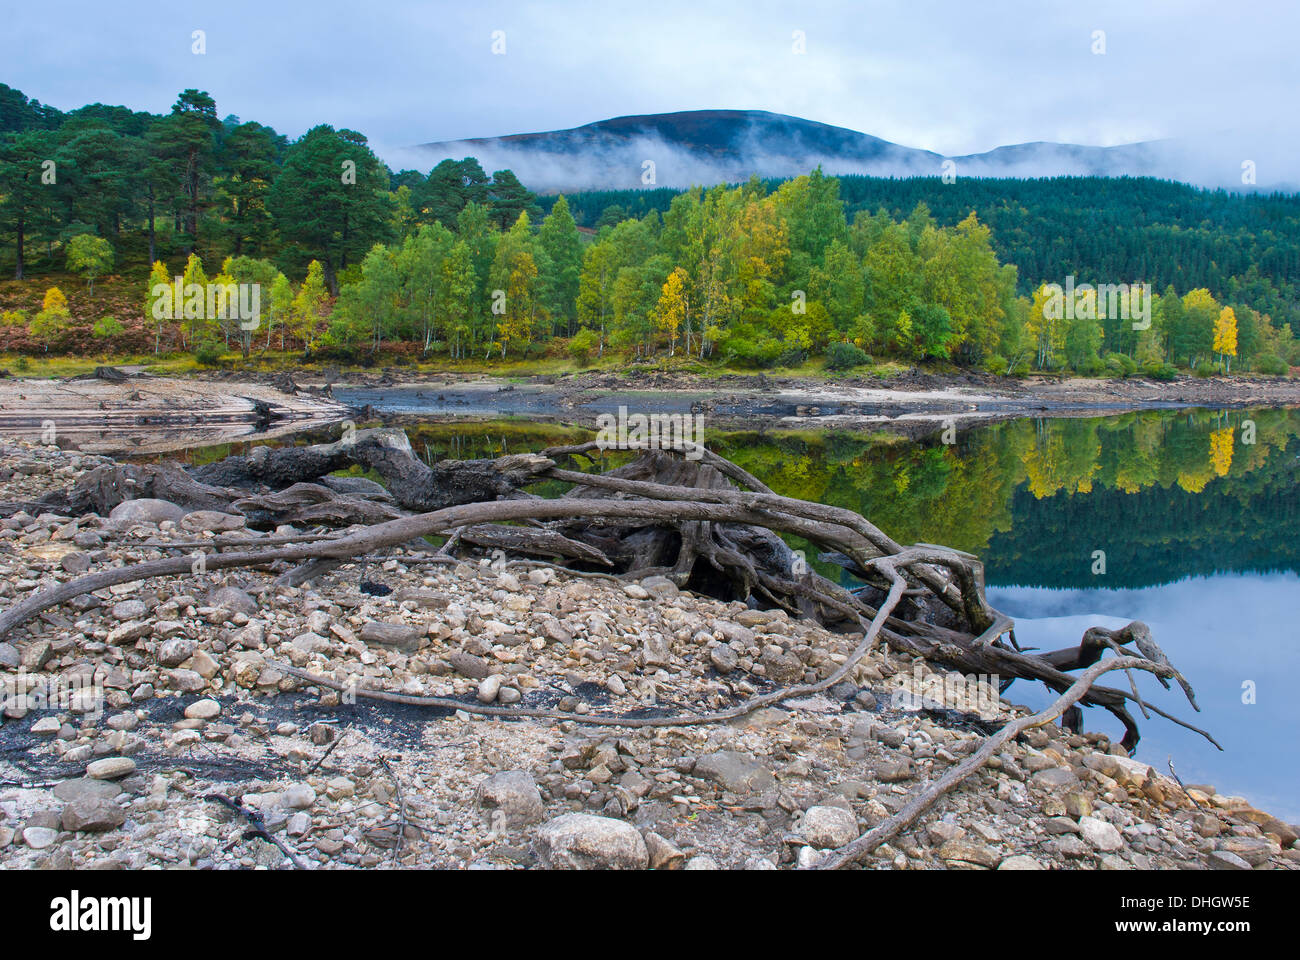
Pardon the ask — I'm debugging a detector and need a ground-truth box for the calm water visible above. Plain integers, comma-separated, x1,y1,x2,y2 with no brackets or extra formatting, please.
189,406,1300,817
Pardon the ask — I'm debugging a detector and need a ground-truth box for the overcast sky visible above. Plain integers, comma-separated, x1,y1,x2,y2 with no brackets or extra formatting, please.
8,0,1299,174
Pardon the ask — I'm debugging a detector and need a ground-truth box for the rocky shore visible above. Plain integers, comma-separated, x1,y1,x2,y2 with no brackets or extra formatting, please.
0,438,1296,871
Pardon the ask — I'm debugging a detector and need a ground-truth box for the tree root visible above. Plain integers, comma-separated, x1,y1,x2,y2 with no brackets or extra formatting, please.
0,438,1213,753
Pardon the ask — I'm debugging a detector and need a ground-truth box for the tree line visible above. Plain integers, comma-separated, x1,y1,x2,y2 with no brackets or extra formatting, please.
1,82,1295,373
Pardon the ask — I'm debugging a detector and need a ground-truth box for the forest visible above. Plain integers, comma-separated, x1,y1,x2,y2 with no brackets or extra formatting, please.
2,83,1297,376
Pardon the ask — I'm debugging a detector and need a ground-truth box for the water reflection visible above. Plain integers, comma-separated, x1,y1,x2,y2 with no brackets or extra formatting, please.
989,575,1300,821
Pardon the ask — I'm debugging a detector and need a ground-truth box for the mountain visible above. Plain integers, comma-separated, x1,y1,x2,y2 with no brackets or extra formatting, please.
410,109,1187,193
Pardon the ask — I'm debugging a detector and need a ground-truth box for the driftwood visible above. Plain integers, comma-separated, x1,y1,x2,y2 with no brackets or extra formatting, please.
0,434,1215,753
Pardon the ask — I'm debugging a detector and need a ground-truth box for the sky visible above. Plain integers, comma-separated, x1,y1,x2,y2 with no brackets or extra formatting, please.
7,0,1300,178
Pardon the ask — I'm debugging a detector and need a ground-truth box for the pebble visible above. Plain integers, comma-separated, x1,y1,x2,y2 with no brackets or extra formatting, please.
477,675,503,703
801,805,859,848
86,757,136,780
184,698,221,720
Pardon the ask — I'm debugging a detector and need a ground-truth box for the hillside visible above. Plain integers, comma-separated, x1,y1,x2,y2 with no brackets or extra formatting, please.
417,109,1195,193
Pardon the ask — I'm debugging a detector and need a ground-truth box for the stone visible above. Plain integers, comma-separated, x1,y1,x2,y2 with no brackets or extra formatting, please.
1232,808,1298,847
181,510,246,533
108,499,186,527
292,632,331,654
1031,767,1079,790
53,778,121,802
207,586,258,616
709,645,739,674
184,698,221,720
449,650,490,679
1078,816,1124,852
86,757,136,780
998,855,1046,870
877,758,915,783
534,814,649,870
30,716,61,736
643,831,685,870
359,621,423,653
1064,792,1093,819
477,675,503,703
163,669,206,692
1216,837,1279,867
157,637,197,667
0,642,18,669
287,812,311,836
927,821,965,845
801,805,858,848
938,839,1000,869
622,584,650,600
1207,850,1253,871
110,599,147,621
22,827,59,850
281,784,317,810
60,796,125,832
684,855,720,870
693,750,775,793
640,576,679,599
61,551,91,574
476,770,544,827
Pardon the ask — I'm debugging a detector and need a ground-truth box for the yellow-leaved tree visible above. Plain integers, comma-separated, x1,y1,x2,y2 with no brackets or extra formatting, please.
1213,306,1238,373
30,287,71,353
652,267,690,356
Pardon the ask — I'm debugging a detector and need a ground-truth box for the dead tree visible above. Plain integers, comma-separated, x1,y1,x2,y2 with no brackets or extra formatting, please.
0,434,1214,753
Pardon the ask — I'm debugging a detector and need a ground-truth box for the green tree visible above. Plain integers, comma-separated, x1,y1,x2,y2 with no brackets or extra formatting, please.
539,195,583,335
65,233,114,294
267,125,393,292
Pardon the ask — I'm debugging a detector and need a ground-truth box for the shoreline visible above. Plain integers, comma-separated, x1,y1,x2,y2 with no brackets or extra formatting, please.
2,367,1296,455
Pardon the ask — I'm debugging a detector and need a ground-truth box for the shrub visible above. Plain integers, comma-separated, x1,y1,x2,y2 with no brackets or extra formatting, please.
982,354,1009,376
776,347,808,368
567,328,601,364
1254,354,1288,376
1194,361,1217,378
0,309,27,328
1010,359,1031,376
92,316,124,339
1076,356,1106,376
194,341,224,366
1140,360,1177,380
826,341,872,371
